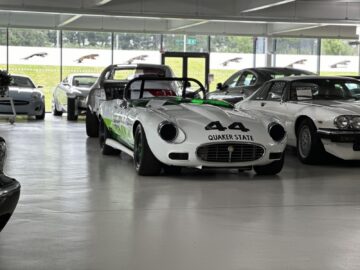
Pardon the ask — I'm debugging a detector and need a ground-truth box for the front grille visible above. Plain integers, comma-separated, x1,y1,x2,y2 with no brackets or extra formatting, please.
197,143,265,163
0,100,29,106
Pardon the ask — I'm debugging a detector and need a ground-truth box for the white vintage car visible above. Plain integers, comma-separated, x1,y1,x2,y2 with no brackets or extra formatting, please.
52,74,99,121
98,77,287,176
237,76,360,163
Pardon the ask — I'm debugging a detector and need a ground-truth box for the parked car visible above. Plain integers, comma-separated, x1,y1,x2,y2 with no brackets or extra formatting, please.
0,75,45,120
0,137,20,232
53,74,99,121
237,76,360,163
208,67,314,104
86,64,175,137
97,76,287,176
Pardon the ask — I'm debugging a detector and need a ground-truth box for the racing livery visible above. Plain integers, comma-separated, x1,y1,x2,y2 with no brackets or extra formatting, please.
237,76,360,163
98,77,287,176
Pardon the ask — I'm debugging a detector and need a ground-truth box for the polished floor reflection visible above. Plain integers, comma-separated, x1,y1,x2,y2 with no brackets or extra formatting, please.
1,115,360,270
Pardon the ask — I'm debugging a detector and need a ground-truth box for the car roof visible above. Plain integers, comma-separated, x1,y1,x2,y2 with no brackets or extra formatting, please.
247,67,314,75
270,75,360,82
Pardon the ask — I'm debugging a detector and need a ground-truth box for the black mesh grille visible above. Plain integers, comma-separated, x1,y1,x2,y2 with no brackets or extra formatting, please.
197,143,265,163
0,100,29,106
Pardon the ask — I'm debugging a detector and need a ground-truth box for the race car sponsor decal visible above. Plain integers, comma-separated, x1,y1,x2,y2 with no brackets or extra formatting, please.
205,121,249,132
208,134,254,141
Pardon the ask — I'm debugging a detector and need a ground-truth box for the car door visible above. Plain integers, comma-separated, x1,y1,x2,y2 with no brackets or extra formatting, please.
111,99,134,148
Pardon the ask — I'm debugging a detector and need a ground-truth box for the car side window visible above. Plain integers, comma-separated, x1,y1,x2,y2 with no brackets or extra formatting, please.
224,72,241,89
266,81,286,101
252,83,272,100
237,72,257,87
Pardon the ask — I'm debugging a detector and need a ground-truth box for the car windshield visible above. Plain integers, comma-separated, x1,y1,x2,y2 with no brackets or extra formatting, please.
73,76,98,87
10,76,35,88
112,67,166,81
290,79,359,100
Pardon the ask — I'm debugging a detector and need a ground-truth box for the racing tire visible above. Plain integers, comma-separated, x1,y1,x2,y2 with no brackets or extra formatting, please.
36,102,46,120
254,154,284,175
134,124,162,176
52,100,63,116
67,97,78,121
86,107,99,137
296,118,325,164
99,119,120,156
163,165,182,175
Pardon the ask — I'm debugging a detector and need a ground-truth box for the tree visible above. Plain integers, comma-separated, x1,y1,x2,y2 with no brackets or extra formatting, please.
322,39,356,56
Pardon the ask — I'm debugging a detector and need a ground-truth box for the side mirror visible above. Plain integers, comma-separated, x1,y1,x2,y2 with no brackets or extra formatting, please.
74,80,80,87
216,83,223,90
185,81,192,88
37,85,43,89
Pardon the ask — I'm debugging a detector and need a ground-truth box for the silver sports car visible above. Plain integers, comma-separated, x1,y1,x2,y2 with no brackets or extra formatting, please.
0,75,45,120
52,73,99,121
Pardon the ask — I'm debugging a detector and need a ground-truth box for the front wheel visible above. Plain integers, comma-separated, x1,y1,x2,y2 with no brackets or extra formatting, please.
254,154,284,175
67,97,78,121
36,102,45,120
296,118,324,164
134,124,162,176
86,107,99,137
99,119,120,155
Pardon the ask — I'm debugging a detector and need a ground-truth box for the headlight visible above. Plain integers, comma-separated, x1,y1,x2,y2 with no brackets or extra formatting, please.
157,121,186,143
334,115,351,129
31,91,41,99
351,116,360,130
268,122,286,142
158,121,178,142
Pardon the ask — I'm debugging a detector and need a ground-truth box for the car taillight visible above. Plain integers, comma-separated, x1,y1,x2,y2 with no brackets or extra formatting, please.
147,89,176,97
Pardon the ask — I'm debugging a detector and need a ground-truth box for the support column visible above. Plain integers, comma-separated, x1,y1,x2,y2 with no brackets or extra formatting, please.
317,38,321,75
265,37,274,67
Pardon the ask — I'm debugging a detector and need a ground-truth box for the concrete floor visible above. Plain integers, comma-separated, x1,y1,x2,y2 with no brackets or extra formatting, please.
1,114,360,270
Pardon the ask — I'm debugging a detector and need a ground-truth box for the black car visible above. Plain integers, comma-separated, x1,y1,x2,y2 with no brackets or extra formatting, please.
208,67,315,104
0,137,20,232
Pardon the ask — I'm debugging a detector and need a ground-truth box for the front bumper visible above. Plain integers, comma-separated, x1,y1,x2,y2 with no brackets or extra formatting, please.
0,98,44,116
0,176,21,232
318,129,360,160
152,141,286,168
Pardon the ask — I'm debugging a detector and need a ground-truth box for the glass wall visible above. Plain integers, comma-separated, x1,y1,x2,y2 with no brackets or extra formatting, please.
0,29,6,70
62,31,112,79
113,32,161,65
163,34,208,53
274,38,318,73
320,39,358,76
8,28,60,112
209,35,254,90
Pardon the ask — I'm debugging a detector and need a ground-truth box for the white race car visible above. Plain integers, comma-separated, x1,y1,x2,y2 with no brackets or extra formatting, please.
98,77,287,176
237,76,360,163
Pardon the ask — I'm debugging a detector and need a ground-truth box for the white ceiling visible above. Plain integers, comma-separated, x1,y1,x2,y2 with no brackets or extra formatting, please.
0,0,359,38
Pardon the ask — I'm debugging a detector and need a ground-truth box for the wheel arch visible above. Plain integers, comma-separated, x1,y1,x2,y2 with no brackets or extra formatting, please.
294,115,316,136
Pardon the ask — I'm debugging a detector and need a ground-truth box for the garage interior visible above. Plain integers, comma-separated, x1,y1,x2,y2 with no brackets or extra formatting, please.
1,1,360,269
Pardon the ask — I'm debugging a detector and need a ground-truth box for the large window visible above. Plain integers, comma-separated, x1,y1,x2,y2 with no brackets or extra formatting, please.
320,39,358,76
62,31,112,79
163,34,208,53
0,29,6,70
275,38,318,73
113,33,161,65
8,28,60,112
255,37,266,67
209,36,254,91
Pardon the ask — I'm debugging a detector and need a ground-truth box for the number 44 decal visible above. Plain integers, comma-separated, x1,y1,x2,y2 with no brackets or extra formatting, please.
205,121,249,132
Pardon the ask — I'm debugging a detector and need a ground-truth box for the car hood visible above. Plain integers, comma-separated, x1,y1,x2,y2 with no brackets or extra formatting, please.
145,101,277,143
8,87,41,99
296,99,360,115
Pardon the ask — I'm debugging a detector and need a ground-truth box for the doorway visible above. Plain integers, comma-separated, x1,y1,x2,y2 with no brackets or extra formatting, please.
161,52,210,89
